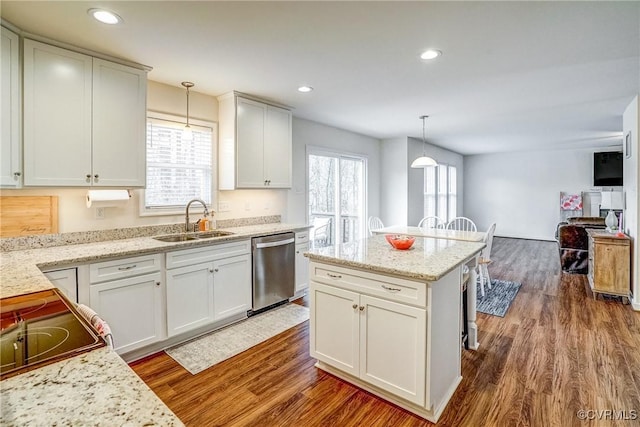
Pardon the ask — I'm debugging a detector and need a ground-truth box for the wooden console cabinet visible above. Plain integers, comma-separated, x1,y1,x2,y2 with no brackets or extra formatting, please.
587,230,631,302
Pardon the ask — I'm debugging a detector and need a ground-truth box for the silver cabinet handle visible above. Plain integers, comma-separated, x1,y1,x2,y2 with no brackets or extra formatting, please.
352,304,358,309
382,285,401,292
327,273,342,279
359,306,365,311
118,265,137,271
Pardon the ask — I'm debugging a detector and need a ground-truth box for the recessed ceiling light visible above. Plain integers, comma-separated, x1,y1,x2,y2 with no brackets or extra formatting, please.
298,86,313,93
420,49,442,60
88,8,123,25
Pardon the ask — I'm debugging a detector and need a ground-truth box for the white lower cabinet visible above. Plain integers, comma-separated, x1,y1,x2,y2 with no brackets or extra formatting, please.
294,241,310,294
165,240,251,337
43,268,78,303
311,282,426,405
89,272,164,354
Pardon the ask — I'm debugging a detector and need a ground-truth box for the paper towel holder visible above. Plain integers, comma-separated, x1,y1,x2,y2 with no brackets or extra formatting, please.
86,189,132,208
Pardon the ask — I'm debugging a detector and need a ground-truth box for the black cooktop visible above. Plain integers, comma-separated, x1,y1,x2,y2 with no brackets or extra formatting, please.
0,289,105,379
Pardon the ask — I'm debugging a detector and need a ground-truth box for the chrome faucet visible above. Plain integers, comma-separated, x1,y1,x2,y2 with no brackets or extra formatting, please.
185,198,210,232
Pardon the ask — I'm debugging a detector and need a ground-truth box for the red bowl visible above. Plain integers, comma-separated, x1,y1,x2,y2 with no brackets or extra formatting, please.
385,234,415,250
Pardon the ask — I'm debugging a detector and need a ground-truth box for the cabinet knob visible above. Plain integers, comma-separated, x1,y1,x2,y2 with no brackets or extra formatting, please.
156,282,160,286
13,172,21,178
359,306,365,311
352,304,358,309
214,268,219,272
267,180,271,185
94,174,99,180
209,268,214,273
86,174,92,180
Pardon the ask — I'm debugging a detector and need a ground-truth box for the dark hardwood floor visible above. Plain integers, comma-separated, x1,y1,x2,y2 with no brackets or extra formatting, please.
130,237,640,426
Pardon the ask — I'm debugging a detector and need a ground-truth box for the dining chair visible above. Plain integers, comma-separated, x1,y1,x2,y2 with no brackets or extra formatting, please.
446,216,477,232
417,215,444,229
477,222,496,297
367,216,384,236
310,217,331,248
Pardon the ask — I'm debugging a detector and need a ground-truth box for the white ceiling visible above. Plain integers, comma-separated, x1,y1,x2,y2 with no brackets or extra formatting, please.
2,1,639,155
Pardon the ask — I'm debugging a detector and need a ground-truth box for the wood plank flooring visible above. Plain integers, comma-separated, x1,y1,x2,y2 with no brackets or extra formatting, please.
130,237,640,426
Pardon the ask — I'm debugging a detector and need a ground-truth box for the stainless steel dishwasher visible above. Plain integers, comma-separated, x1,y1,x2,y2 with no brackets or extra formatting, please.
251,232,295,314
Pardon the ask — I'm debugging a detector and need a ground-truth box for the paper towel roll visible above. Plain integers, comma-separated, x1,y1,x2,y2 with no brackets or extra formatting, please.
86,190,130,208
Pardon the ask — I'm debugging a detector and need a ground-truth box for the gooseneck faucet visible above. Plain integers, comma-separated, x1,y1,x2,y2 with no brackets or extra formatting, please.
185,198,210,232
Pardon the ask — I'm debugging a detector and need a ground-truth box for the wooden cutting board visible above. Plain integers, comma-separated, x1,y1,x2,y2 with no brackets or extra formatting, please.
0,196,59,237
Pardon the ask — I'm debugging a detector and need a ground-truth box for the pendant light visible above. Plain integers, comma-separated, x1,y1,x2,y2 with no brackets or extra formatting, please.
411,115,438,168
181,81,194,141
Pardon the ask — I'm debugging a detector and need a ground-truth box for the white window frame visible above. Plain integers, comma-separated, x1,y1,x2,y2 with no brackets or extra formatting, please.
139,111,218,217
424,164,457,223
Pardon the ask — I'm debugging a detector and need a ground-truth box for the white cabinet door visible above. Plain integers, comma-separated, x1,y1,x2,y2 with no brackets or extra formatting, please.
295,242,310,293
236,97,266,188
264,105,292,188
89,272,164,354
23,39,93,186
310,282,360,376
44,268,78,303
359,295,426,406
92,59,147,187
1,27,21,188
166,262,215,337
212,254,251,321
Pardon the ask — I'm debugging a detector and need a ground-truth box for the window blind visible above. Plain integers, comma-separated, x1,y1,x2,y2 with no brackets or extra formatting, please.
145,117,213,209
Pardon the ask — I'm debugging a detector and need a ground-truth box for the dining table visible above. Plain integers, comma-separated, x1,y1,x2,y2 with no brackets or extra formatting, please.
372,225,487,350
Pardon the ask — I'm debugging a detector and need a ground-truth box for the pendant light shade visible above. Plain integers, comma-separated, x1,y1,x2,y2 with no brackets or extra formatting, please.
181,81,194,141
411,115,438,168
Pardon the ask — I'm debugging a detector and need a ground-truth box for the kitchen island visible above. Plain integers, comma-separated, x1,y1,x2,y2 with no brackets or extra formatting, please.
305,234,484,423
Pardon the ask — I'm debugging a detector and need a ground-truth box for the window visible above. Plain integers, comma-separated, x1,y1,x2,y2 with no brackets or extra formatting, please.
308,149,367,248
424,164,457,222
144,112,216,213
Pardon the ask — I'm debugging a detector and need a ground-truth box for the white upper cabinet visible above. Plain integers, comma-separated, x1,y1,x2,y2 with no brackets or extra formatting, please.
1,27,22,188
23,39,147,187
218,92,292,190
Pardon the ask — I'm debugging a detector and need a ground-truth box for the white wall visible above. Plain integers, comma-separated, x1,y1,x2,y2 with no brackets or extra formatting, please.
381,138,408,226
623,95,639,309
464,147,622,240
6,81,288,233
286,118,381,224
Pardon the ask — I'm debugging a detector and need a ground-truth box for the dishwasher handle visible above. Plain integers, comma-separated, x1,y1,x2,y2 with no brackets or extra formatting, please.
255,237,295,249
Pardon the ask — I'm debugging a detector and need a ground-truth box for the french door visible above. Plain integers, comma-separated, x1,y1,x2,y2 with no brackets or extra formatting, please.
308,149,366,248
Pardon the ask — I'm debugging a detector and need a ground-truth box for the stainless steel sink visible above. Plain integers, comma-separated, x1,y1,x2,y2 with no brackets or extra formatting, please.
153,234,199,242
153,230,234,242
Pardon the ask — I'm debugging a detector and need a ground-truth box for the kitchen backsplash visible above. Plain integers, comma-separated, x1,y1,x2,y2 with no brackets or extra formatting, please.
0,215,281,252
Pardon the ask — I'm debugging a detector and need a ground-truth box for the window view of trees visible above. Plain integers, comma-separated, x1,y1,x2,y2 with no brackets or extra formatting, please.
308,152,366,248
424,164,457,222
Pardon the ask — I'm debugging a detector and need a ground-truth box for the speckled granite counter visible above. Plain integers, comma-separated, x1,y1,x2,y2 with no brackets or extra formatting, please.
305,234,485,281
1,223,310,299
0,348,183,426
0,222,310,426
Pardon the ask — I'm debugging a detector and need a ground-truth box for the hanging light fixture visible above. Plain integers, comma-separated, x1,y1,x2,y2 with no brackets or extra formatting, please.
181,81,194,141
411,115,438,168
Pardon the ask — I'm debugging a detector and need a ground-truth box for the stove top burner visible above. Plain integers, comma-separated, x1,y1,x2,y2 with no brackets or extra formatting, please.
1,289,105,379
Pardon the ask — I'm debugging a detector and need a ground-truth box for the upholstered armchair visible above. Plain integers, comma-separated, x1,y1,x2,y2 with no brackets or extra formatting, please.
556,224,589,274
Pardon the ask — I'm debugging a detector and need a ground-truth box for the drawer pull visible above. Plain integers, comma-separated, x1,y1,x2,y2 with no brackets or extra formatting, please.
352,304,358,309
359,306,365,311
327,273,342,279
117,265,137,271
382,285,401,292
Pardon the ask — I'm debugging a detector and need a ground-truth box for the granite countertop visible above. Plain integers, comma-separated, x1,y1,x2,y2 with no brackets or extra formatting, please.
0,348,183,426
305,234,485,281
0,222,309,426
0,223,310,299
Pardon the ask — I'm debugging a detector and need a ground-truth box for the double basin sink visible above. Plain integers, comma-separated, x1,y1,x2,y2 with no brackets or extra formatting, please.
153,230,234,242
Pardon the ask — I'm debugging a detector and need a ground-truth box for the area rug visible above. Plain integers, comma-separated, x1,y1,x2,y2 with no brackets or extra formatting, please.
476,279,521,317
165,304,309,375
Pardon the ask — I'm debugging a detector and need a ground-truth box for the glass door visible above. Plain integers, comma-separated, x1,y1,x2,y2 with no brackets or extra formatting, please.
308,150,366,248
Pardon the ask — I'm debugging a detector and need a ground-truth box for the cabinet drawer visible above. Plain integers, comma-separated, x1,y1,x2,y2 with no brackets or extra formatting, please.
295,231,309,244
310,261,427,308
166,239,251,269
90,254,161,284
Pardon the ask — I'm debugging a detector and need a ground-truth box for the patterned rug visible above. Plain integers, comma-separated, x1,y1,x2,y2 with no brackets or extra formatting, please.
166,304,309,375
476,279,521,317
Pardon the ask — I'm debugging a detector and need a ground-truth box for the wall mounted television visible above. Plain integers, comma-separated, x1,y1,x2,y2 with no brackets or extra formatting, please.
593,151,623,186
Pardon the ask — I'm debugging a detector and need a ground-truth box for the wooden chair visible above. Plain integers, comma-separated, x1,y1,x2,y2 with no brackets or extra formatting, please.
417,215,444,229
367,216,384,236
446,216,477,232
477,222,496,297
